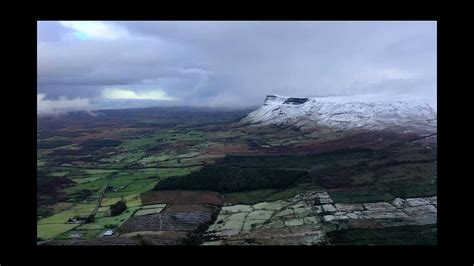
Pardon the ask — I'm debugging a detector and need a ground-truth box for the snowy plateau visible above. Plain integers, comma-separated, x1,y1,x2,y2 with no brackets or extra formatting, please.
241,95,437,133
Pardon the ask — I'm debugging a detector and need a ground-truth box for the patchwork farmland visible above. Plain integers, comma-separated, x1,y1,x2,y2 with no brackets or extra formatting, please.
37,107,437,245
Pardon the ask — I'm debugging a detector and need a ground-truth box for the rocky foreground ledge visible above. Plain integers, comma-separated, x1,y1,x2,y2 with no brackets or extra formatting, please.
203,191,437,245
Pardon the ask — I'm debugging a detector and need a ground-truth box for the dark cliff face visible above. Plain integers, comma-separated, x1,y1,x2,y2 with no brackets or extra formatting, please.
283,98,309,105
265,95,278,102
263,95,280,106
263,95,309,105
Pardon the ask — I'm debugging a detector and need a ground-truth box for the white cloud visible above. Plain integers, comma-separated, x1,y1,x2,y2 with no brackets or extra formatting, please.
37,94,90,116
101,88,176,101
59,21,127,40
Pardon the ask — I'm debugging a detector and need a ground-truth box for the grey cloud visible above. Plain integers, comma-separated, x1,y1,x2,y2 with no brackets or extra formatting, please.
37,21,73,42
37,21,436,109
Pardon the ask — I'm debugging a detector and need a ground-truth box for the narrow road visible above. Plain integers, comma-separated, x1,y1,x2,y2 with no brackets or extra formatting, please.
91,173,117,217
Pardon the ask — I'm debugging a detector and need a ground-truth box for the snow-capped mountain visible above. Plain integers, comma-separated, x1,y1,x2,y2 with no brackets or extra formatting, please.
241,95,437,133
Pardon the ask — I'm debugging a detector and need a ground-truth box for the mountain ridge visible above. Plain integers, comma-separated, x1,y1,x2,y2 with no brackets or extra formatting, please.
241,95,437,133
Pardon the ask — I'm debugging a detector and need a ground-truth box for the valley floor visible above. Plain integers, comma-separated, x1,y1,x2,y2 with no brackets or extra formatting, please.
37,107,437,245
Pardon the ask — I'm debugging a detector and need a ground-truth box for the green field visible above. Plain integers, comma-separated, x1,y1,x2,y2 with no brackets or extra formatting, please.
224,187,306,205
77,207,140,230
38,224,80,240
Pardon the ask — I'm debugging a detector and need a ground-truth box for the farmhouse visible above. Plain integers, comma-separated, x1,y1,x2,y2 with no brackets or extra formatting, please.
102,230,114,236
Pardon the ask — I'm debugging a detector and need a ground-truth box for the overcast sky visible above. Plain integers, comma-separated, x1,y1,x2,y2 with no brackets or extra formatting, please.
37,21,436,115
